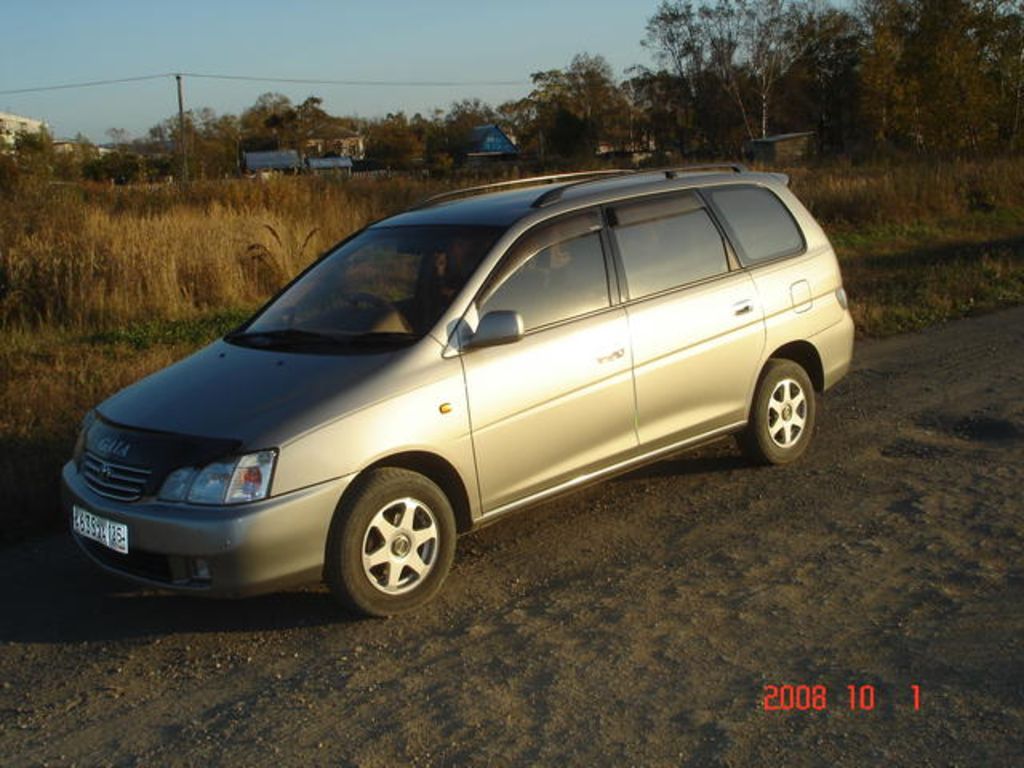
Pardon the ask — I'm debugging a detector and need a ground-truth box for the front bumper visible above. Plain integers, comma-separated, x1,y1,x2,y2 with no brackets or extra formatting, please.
62,461,355,597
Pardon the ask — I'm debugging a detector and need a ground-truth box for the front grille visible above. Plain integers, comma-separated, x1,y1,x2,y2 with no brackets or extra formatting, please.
82,451,152,501
80,538,174,582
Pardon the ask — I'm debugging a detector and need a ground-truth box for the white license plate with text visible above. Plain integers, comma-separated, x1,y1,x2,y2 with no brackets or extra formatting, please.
73,505,129,554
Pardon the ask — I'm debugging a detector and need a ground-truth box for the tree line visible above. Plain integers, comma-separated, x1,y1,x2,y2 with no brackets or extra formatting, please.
3,0,1023,185
636,0,1024,157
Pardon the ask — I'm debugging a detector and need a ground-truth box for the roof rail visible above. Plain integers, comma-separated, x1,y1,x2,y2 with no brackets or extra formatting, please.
662,163,748,178
530,169,639,208
411,170,633,210
530,163,750,207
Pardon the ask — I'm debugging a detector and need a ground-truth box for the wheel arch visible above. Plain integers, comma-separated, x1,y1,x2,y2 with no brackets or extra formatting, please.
766,340,824,393
353,451,474,534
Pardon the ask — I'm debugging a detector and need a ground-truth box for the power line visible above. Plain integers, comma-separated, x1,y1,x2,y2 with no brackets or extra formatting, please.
0,71,529,96
0,74,171,95
0,70,531,186
182,72,528,87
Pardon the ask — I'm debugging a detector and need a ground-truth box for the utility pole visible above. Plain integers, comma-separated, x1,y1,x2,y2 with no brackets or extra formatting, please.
176,73,188,184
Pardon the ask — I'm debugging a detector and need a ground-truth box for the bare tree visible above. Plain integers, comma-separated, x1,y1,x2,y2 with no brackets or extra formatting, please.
748,0,808,137
105,127,131,148
646,0,807,141
703,0,808,139
701,0,758,138
643,1,707,92
642,1,708,150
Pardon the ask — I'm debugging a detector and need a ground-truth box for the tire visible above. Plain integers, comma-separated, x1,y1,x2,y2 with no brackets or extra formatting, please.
737,359,817,466
325,467,456,617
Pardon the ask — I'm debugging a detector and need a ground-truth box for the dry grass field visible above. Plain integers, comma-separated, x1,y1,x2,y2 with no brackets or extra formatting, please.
2,159,1024,540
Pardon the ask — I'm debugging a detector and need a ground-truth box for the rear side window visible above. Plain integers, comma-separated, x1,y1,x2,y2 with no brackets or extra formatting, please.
611,194,728,299
705,186,804,266
480,212,610,332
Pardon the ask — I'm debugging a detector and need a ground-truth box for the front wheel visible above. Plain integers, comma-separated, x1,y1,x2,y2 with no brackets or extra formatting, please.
737,359,817,465
325,467,456,617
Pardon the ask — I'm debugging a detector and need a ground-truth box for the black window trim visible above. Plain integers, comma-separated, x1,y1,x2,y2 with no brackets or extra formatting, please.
603,191,738,305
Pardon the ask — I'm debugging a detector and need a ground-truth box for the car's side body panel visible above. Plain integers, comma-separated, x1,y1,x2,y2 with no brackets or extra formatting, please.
625,270,766,448
462,307,637,512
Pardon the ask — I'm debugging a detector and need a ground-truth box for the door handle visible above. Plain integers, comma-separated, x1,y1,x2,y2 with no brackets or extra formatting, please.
597,348,624,364
733,300,754,316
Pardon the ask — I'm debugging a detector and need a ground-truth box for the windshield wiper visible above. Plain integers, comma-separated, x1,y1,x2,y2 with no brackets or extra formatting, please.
225,328,419,349
334,331,419,345
225,328,348,347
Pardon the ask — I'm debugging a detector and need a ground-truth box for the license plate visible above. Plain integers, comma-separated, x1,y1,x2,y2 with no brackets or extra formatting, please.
73,505,129,554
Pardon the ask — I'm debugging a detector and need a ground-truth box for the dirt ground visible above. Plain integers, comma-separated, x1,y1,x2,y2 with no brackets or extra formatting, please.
1,306,1022,767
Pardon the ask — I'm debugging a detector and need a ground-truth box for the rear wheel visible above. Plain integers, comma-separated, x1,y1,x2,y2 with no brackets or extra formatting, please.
738,359,816,465
325,467,456,617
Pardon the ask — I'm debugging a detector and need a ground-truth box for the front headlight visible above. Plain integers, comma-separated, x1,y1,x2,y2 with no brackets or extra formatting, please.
158,450,277,505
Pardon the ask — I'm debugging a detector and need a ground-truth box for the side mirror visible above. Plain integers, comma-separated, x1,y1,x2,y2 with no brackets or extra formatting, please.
464,310,524,350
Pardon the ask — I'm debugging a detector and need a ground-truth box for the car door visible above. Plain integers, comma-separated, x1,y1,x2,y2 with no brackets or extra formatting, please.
608,191,766,448
460,210,638,513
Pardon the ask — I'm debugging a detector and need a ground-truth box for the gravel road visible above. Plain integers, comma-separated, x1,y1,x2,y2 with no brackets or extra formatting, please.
2,306,1023,767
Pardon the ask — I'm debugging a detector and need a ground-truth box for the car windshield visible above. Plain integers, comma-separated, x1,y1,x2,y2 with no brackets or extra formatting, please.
233,225,501,347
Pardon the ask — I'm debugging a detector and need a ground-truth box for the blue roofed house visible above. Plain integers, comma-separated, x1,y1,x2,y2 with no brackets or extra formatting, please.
465,124,518,165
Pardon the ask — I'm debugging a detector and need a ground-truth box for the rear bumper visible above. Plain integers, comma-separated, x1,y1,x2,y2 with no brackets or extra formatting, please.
62,461,354,597
813,310,855,391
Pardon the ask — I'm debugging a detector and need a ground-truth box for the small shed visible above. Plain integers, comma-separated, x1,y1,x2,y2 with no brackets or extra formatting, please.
465,124,518,161
743,132,814,164
243,150,302,174
307,156,353,175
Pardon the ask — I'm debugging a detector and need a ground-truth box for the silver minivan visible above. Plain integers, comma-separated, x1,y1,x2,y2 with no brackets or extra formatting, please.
62,167,854,616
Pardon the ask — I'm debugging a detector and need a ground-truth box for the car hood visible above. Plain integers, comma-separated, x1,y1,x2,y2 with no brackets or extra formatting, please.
98,339,402,447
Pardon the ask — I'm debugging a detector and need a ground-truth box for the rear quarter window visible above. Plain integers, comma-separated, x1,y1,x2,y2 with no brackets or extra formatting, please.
705,185,805,266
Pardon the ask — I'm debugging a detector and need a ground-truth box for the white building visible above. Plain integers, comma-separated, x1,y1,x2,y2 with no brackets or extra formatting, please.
0,111,47,148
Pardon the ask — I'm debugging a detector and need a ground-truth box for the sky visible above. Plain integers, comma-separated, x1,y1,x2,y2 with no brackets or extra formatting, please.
0,0,654,142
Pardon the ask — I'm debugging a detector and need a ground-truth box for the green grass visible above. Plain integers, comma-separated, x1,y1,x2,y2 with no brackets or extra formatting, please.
832,209,1024,336
85,308,254,350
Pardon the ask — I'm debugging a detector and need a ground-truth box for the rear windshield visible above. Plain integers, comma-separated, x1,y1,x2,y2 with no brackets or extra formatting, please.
241,225,501,340
704,185,805,266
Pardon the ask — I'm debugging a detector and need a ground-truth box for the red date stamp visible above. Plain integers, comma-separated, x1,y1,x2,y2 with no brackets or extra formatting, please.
762,684,922,712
